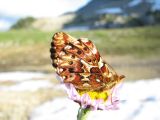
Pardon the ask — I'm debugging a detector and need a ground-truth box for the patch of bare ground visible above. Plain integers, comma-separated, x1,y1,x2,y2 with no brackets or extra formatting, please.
104,55,160,80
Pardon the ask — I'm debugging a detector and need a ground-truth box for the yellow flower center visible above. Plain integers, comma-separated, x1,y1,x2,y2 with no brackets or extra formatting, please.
78,90,110,101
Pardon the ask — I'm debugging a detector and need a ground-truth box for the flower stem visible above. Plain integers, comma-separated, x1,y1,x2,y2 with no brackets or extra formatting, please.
77,107,91,120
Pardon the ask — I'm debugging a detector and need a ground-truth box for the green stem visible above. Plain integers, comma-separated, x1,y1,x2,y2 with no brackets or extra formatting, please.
77,106,91,120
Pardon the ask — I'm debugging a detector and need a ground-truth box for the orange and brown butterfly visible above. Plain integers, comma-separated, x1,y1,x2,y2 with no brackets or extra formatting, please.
50,32,125,92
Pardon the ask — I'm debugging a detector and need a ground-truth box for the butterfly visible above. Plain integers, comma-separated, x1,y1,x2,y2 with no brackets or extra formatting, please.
50,32,125,91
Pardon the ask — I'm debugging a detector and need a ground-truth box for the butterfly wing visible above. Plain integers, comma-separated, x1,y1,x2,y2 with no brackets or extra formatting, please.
50,32,124,91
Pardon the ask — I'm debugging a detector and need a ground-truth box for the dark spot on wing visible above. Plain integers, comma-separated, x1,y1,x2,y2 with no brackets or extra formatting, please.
50,54,55,59
90,67,100,73
69,61,73,65
83,47,88,51
69,68,74,72
77,50,82,55
51,42,54,47
71,55,75,59
80,75,84,79
52,63,57,68
50,48,55,53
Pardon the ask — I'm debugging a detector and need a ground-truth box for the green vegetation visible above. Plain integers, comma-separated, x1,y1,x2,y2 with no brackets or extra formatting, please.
11,17,35,30
1,25,160,56
0,29,51,44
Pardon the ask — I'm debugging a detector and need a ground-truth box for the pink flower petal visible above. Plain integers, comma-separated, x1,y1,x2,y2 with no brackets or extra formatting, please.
80,94,91,108
66,84,80,101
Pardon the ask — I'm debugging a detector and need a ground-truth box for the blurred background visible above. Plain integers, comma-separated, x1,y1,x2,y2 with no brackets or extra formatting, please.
0,0,160,120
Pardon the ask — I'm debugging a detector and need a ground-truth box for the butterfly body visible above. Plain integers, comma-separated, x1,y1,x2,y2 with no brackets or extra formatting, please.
50,32,124,91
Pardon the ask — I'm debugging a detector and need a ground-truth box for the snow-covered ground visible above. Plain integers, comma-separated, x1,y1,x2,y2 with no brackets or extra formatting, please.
0,72,160,120
0,80,53,91
0,71,46,82
0,71,54,91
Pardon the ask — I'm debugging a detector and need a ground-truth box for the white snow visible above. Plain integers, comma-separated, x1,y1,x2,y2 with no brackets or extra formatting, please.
30,98,79,120
0,80,53,91
0,71,55,91
30,78,160,120
0,71,46,82
120,79,160,101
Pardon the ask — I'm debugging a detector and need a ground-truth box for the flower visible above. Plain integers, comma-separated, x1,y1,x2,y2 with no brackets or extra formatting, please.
65,82,122,110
